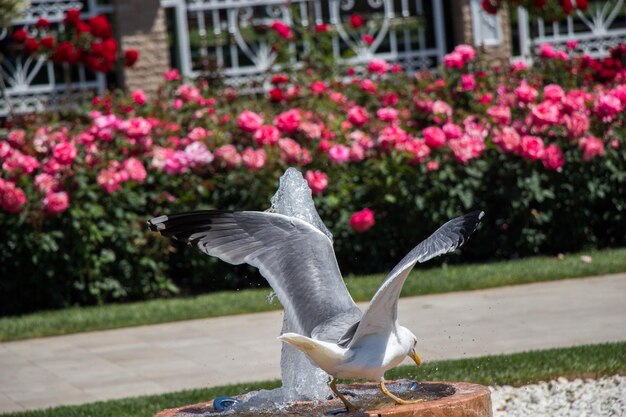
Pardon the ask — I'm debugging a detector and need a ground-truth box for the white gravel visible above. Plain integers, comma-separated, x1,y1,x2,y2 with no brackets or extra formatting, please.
491,375,625,417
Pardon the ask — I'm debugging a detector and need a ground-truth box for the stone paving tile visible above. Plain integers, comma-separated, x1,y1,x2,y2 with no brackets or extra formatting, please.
1,273,625,413
0,393,24,413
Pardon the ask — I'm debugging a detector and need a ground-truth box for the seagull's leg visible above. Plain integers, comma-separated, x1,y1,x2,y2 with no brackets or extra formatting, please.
380,378,424,405
329,377,358,412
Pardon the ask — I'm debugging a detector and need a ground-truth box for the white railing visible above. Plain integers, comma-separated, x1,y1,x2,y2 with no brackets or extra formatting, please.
513,0,626,59
1,0,111,117
161,0,447,84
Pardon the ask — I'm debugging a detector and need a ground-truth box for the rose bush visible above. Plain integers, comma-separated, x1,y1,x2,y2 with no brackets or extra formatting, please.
1,44,626,315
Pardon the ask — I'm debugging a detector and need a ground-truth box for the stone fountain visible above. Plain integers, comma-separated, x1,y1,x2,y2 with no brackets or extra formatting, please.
152,169,492,417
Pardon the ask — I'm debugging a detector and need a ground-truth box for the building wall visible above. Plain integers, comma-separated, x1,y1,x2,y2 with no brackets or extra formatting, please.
113,0,170,96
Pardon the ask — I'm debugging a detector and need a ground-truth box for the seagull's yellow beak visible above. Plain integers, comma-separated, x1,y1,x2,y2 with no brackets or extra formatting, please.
411,348,422,366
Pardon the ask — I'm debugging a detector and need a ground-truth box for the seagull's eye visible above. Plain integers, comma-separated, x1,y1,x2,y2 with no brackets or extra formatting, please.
413,339,417,347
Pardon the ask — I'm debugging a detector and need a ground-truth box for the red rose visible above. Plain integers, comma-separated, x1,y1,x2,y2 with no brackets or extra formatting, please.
269,87,284,102
12,28,28,43
52,41,73,62
576,0,588,10
36,18,51,29
124,49,139,67
481,0,498,14
64,9,82,25
75,21,90,33
561,0,573,14
40,36,55,49
362,34,374,45
350,14,364,29
88,15,112,39
314,23,329,32
349,208,375,233
24,37,40,54
271,74,289,84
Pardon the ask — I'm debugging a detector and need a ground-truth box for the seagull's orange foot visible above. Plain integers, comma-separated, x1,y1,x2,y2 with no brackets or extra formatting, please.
380,379,424,405
329,378,359,412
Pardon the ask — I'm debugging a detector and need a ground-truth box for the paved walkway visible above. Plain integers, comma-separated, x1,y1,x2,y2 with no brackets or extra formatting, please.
1,274,625,413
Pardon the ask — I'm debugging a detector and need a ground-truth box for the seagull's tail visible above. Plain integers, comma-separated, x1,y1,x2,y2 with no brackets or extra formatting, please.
279,333,345,372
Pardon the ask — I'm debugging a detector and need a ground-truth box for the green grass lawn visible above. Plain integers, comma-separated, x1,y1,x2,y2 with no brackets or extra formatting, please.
1,247,625,342
2,341,624,417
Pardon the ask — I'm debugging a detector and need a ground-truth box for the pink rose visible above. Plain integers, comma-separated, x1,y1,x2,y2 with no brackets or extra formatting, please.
349,208,375,233
377,126,408,150
275,109,301,133
184,142,214,166
422,126,446,149
241,147,266,170
594,93,622,122
310,81,327,95
403,138,431,164
187,127,210,141
164,68,180,81
7,129,26,147
542,144,565,171
305,170,328,195
566,112,589,139
34,173,57,193
431,100,452,123
460,74,476,91
538,43,557,59
443,51,464,69
237,110,263,133
579,136,604,161
122,157,147,182
543,84,565,102
163,151,191,174
376,107,398,123
486,106,511,125
454,44,476,62
426,161,439,171
493,127,521,153
278,138,309,165
131,89,146,105
515,81,538,104
0,182,27,213
328,145,350,163
519,135,545,160
447,135,485,163
347,106,370,126
531,101,560,126
254,125,281,146
0,141,12,159
214,144,242,169
350,143,366,162
442,123,463,139
52,142,78,165
43,191,69,215
367,59,389,75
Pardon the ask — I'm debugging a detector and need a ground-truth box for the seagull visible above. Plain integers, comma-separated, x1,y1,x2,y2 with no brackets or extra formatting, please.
148,208,483,411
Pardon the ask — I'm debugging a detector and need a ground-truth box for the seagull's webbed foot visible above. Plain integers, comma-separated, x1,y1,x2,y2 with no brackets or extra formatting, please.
329,377,358,412
380,378,424,406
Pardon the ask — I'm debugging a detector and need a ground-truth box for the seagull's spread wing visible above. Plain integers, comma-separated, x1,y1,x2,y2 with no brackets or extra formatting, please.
345,211,484,346
148,210,361,339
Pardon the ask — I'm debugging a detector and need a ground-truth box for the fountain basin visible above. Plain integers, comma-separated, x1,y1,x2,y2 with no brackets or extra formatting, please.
154,381,492,417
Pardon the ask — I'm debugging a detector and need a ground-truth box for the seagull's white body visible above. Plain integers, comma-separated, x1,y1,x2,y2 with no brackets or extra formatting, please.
280,325,416,380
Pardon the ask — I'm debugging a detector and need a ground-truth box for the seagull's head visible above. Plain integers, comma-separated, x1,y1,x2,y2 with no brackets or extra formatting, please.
398,326,422,367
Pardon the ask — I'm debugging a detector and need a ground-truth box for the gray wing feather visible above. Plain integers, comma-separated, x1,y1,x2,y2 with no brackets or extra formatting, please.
148,210,361,339
346,211,484,346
